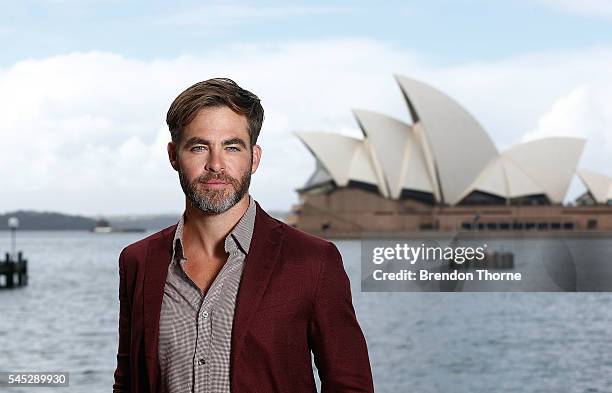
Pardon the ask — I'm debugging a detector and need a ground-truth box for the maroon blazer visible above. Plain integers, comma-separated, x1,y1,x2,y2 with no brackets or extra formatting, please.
113,201,374,392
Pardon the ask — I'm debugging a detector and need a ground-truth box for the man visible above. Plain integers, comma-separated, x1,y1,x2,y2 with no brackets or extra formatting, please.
113,78,374,392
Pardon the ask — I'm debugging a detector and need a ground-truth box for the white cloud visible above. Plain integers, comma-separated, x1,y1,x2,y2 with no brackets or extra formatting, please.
0,40,420,215
522,84,612,194
523,85,606,141
1,40,611,215
538,0,612,18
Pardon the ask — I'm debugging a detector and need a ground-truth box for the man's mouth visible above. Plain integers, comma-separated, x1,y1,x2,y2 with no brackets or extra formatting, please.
201,179,230,187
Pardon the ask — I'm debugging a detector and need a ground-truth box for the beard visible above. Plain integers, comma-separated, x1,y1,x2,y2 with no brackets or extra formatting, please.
179,166,251,215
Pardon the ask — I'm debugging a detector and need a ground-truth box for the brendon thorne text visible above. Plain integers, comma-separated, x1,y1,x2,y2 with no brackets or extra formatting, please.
372,269,522,281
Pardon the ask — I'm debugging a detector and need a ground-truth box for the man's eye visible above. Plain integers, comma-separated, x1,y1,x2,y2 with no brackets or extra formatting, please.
226,146,240,152
191,146,207,152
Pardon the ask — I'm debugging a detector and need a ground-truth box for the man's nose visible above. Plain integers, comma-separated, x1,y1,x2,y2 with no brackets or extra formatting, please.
205,149,224,172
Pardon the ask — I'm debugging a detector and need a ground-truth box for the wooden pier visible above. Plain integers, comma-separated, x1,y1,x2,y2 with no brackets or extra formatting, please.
0,252,28,289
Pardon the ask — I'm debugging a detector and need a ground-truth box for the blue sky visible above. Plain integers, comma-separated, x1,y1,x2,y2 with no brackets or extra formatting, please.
3,0,612,66
1,1,612,215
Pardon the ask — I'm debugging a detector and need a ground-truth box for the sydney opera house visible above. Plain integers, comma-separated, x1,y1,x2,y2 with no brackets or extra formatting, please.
288,75,612,236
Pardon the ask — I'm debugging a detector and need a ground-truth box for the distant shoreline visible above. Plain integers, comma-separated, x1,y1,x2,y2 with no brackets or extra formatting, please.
0,210,290,231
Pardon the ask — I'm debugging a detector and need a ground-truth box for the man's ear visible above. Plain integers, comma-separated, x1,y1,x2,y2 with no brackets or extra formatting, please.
251,144,262,174
167,141,179,171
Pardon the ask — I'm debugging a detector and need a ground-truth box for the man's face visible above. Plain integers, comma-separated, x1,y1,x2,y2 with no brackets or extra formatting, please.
168,106,261,214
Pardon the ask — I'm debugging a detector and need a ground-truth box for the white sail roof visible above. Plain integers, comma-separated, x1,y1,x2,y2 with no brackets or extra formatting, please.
503,137,585,203
395,75,498,205
458,155,545,201
303,160,333,188
458,138,584,202
353,109,434,199
502,156,546,198
577,169,612,204
458,157,507,199
295,131,381,190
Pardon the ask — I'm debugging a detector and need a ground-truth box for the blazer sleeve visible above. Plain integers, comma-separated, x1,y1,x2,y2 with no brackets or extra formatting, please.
309,242,375,393
113,248,131,392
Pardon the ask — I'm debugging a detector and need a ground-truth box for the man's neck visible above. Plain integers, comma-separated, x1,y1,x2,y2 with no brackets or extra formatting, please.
182,194,250,261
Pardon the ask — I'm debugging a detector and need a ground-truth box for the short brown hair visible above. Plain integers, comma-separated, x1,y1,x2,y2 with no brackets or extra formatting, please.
166,78,264,146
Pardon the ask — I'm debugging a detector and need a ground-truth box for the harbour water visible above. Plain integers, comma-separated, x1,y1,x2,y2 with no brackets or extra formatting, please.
1,231,612,392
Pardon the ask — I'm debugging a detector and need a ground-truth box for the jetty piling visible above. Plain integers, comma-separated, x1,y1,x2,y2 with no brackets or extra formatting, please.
0,252,28,288
1,216,28,289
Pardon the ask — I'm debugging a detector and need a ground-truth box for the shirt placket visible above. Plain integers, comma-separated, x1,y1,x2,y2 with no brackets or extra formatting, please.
211,250,243,392
193,295,211,391
192,251,236,392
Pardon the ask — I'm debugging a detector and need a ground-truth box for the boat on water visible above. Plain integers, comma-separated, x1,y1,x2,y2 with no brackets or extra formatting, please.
91,219,145,233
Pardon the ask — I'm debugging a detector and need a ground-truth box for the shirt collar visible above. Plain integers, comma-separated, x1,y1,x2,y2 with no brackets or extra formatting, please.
172,195,256,261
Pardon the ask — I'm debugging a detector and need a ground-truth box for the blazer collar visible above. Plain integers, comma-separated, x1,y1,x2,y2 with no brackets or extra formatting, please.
142,200,284,392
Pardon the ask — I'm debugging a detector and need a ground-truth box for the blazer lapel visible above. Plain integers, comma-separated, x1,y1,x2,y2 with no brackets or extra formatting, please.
143,224,176,393
230,201,284,377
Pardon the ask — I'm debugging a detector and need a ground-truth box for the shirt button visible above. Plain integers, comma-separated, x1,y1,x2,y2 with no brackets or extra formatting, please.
198,358,205,366
202,311,209,318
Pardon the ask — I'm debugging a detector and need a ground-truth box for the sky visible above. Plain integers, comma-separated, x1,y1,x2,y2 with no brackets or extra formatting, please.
1,0,611,216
